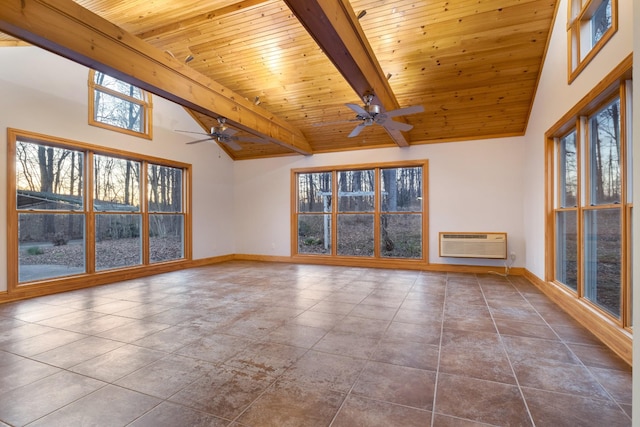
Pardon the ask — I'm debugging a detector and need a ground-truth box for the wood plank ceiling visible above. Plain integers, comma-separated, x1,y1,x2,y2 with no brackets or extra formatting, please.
0,0,558,160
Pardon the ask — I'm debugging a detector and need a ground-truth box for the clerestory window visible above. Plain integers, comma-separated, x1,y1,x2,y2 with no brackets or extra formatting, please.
567,0,617,83
88,70,153,138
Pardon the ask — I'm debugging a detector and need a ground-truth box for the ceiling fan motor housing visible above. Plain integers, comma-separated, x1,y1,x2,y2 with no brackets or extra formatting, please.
365,103,380,116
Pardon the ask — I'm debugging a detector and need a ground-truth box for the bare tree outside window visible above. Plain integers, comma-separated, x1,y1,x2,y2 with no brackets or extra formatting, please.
297,172,332,254
556,131,579,291
591,0,612,46
94,154,142,270
295,164,425,260
337,169,375,257
559,131,578,208
90,70,151,137
148,164,184,262
15,140,85,281
380,167,422,258
13,135,187,283
584,98,622,316
590,99,621,205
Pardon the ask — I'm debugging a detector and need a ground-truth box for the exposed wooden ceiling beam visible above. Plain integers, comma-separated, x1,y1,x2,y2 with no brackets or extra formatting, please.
0,0,312,155
283,0,411,147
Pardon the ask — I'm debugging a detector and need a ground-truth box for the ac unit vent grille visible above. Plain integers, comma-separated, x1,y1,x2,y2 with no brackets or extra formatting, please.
442,234,489,239
439,232,507,259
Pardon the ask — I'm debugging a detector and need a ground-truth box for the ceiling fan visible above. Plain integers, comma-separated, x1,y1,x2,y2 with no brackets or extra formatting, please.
175,117,269,151
318,94,424,137
346,94,424,137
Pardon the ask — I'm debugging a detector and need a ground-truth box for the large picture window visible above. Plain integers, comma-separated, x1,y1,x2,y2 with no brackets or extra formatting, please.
548,72,631,325
88,70,153,139
293,161,427,264
8,129,190,289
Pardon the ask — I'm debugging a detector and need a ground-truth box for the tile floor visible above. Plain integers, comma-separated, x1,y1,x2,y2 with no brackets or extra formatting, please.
0,261,632,426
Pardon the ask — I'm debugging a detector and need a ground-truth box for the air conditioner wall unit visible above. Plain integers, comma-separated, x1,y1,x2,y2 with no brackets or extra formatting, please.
439,232,507,259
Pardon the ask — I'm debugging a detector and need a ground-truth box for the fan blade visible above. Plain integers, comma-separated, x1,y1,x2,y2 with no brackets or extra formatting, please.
175,130,212,136
221,139,243,151
384,105,424,118
381,119,414,132
235,136,270,144
348,123,367,138
186,138,214,144
345,103,371,118
221,128,237,137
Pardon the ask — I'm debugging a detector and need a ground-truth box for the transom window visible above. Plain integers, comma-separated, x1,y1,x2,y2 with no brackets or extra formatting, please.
88,70,153,138
567,0,617,82
293,161,427,264
8,129,190,289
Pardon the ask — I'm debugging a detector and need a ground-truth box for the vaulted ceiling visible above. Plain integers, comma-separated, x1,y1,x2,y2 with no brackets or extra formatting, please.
0,0,558,160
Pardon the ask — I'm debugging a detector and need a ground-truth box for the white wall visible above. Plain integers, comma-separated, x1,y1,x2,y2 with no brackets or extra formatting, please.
522,0,635,279
234,137,526,266
0,47,236,292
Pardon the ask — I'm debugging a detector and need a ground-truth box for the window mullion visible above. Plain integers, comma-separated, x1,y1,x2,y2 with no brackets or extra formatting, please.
331,170,337,256
576,119,585,297
95,86,147,106
374,168,381,258
142,161,150,265
86,151,96,274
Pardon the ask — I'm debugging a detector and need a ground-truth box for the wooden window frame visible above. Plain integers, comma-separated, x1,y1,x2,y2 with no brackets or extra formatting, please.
291,160,429,269
554,128,581,294
567,0,618,83
88,70,153,139
545,57,632,356
6,128,192,297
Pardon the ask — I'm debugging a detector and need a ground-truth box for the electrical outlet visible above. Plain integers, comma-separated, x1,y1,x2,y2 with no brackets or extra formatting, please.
510,252,516,261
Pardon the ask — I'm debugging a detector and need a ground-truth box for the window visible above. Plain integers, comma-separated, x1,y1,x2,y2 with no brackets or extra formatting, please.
555,130,579,291
148,164,185,263
15,141,86,282
568,0,617,82
88,70,153,138
293,161,427,264
94,154,142,271
8,129,190,289
547,71,631,325
584,98,623,316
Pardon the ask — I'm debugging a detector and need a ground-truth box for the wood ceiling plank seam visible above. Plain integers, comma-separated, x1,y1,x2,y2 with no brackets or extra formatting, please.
417,66,544,82
136,0,275,40
384,14,552,40
402,56,544,77
383,28,551,56
407,8,556,40
94,1,263,34
352,0,552,34
424,89,535,104
424,99,534,113
187,23,309,53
